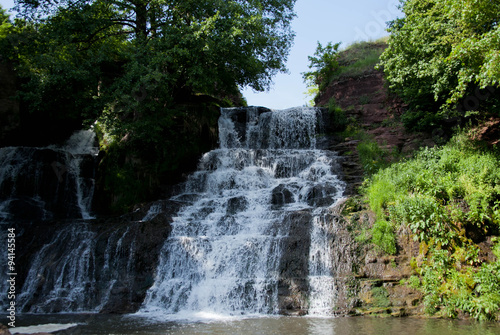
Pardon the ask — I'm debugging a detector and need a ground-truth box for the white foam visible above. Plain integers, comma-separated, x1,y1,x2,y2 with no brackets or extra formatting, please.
10,323,79,334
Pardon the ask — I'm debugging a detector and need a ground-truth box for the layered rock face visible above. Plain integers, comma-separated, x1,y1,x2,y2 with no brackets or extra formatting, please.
13,204,175,313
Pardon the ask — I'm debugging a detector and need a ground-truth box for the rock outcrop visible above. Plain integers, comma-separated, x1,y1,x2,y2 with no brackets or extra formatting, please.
313,45,432,317
14,200,178,314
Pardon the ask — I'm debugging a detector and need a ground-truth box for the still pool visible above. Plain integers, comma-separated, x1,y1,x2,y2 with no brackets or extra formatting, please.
6,314,500,335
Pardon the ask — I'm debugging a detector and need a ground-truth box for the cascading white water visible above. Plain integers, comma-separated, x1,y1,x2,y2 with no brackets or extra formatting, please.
0,130,98,222
0,130,99,312
15,221,141,313
63,130,99,220
307,213,337,315
17,223,98,312
141,107,345,318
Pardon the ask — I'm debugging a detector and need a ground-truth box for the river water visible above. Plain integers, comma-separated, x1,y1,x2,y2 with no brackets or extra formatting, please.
7,314,500,335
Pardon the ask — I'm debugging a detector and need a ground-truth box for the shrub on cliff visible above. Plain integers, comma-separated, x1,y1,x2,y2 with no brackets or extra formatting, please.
302,41,341,93
303,40,386,106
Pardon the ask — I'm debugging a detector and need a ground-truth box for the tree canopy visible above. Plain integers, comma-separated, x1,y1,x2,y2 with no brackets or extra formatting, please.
7,0,296,119
378,0,500,130
0,0,297,210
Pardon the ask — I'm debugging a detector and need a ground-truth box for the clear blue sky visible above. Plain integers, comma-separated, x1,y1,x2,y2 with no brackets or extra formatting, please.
0,0,402,109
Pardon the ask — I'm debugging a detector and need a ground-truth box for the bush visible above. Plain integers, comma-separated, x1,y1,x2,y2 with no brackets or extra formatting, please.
388,194,457,246
401,108,443,132
419,247,500,321
357,140,388,176
366,133,500,237
303,41,341,92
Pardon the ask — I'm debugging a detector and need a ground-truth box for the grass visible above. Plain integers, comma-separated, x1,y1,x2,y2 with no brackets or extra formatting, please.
329,39,387,82
339,124,392,176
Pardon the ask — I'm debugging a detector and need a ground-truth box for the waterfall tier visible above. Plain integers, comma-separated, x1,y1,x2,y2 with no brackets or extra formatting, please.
141,107,345,317
0,130,98,222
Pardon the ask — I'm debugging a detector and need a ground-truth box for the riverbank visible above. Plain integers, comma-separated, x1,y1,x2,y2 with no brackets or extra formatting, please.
317,40,500,321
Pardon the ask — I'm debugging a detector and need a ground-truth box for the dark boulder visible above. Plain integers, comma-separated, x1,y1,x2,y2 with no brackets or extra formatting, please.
227,196,248,215
304,184,337,207
271,184,294,209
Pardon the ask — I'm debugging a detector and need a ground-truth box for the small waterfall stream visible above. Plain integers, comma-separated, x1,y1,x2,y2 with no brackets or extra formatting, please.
141,107,345,317
0,130,98,222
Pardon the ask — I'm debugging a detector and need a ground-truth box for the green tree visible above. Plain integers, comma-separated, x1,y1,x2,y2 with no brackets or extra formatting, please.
5,0,297,210
13,0,296,92
0,6,10,38
302,41,341,93
0,6,13,57
7,0,296,124
378,0,500,131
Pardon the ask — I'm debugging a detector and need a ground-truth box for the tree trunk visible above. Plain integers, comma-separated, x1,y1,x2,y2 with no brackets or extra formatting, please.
134,1,148,38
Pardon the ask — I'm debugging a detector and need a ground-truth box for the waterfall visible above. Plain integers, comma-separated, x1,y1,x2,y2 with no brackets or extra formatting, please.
141,107,345,317
17,223,99,312
0,130,101,313
0,130,98,222
1,109,346,315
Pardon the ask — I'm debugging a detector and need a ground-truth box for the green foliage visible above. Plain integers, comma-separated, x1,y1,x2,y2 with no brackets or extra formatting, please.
400,108,442,132
407,275,421,289
367,132,500,235
337,125,392,177
357,140,388,176
96,101,220,212
302,41,341,92
379,0,500,131
370,286,391,308
419,247,500,321
2,0,297,210
9,0,297,115
372,219,397,254
328,98,347,131
98,143,153,213
388,194,457,246
303,40,386,106
0,6,11,40
364,132,500,320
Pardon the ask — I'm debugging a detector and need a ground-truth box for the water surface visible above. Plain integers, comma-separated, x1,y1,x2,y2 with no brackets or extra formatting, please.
9,314,500,335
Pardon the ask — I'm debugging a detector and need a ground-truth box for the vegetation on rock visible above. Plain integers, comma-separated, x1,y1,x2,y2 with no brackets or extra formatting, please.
307,5,500,319
304,39,387,106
